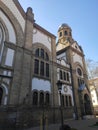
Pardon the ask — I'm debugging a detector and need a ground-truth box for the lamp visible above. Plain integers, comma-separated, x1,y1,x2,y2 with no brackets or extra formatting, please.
57,80,62,91
57,80,64,130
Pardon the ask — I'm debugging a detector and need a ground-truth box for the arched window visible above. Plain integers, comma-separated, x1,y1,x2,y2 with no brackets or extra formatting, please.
33,91,38,106
35,48,39,57
40,49,44,59
34,48,50,78
64,72,66,80
69,96,72,106
77,68,82,76
59,32,62,37
46,93,50,105
34,59,39,74
61,95,64,107
0,87,3,105
60,70,63,79
65,95,68,107
40,61,44,76
39,92,44,106
64,31,68,35
67,72,69,81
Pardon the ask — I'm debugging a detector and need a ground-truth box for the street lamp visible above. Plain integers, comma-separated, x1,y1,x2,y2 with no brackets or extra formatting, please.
57,80,64,130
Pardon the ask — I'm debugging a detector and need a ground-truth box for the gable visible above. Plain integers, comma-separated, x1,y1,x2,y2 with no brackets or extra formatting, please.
72,41,83,53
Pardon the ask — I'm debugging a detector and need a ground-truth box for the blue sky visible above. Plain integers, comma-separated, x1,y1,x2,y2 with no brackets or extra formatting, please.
18,0,98,62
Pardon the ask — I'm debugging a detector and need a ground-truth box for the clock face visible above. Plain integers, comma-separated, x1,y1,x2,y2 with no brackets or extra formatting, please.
63,86,68,92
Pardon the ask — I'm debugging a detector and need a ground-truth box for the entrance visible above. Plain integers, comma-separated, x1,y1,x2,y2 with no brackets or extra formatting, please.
84,94,92,115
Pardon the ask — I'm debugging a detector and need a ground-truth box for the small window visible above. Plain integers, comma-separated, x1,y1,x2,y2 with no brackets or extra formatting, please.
33,91,38,106
46,93,50,105
77,68,82,76
59,32,62,37
64,31,68,35
39,92,44,106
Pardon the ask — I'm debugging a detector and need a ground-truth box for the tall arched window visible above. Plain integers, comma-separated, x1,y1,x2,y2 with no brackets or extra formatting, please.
65,95,68,106
67,72,69,81
61,95,64,107
69,96,72,106
0,87,3,105
34,48,50,78
60,70,63,79
33,91,38,106
35,48,39,57
39,92,44,106
45,93,50,105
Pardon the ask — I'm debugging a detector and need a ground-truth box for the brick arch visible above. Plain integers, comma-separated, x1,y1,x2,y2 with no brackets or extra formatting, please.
0,1,24,46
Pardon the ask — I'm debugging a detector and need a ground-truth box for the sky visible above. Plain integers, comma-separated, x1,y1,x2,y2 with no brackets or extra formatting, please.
18,0,98,62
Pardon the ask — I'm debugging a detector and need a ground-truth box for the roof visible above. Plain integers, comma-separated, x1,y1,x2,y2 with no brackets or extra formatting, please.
58,23,71,31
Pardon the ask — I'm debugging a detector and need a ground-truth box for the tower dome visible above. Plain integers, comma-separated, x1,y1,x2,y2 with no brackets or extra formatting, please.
58,23,71,31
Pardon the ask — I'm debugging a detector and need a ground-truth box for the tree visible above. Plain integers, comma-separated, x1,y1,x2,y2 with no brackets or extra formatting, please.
86,59,98,79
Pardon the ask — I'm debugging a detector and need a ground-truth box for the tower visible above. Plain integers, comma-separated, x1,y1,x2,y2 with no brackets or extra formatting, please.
56,23,93,118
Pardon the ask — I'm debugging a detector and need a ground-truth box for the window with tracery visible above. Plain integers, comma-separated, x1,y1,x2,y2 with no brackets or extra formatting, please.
34,48,50,78
32,91,50,106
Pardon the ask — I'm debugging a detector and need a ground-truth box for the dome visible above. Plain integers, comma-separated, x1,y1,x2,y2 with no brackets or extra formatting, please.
58,23,71,31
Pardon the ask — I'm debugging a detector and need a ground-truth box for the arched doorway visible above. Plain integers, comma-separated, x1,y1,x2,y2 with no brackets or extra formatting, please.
0,87,3,105
84,94,92,115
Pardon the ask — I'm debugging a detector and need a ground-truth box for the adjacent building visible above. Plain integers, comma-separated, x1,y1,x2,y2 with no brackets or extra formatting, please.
89,78,98,115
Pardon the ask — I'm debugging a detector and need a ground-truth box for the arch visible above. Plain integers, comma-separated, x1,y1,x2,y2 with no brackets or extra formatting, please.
74,62,84,72
0,19,9,41
84,94,92,115
0,83,8,105
32,91,38,106
33,42,51,59
0,1,24,46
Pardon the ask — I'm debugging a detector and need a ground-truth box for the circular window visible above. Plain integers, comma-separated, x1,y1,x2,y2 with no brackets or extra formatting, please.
77,68,82,76
63,86,68,92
